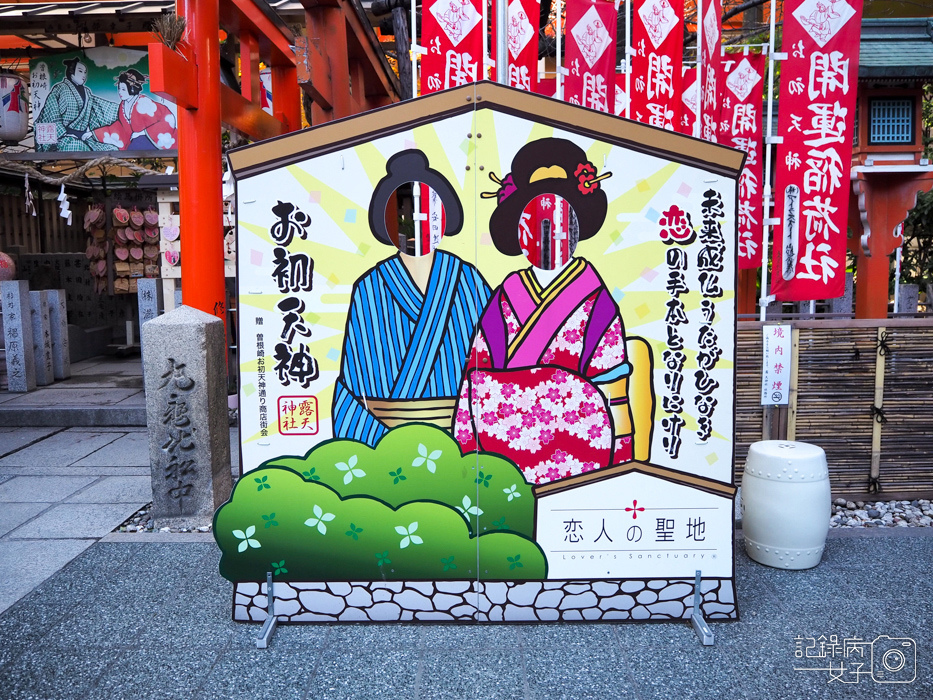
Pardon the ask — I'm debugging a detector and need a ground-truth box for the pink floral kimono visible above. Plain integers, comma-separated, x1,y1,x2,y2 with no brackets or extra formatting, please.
454,258,633,485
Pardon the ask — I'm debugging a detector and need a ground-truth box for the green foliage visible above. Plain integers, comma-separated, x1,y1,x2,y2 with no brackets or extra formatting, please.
213,466,546,583
264,424,535,538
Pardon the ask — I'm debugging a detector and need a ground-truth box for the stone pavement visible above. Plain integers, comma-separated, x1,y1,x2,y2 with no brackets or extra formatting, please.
0,424,239,615
0,356,146,427
1,356,931,698
0,530,929,699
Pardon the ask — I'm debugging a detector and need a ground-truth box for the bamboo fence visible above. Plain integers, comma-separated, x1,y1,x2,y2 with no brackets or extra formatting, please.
734,320,933,499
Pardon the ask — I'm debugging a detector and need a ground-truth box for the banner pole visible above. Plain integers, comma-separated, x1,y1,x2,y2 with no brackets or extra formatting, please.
556,0,563,99
759,0,778,322
410,0,418,98
497,0,509,84
625,0,631,118
696,0,703,138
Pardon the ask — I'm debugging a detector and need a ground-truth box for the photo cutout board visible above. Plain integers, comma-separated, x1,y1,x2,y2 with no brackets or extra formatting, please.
224,83,744,623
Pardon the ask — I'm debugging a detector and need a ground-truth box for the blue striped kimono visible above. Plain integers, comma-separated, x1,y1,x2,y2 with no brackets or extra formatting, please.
333,250,491,445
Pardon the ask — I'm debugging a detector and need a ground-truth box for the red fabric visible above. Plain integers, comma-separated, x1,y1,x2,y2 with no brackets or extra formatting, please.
421,0,485,94
491,0,541,92
564,0,618,113
719,53,767,269
678,66,699,136
613,73,627,116
771,0,863,301
94,96,177,150
699,0,722,142
536,77,557,98
629,0,683,130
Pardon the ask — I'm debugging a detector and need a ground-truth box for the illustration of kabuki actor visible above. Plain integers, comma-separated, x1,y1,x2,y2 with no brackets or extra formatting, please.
333,150,491,446
454,138,641,484
94,69,177,150
36,57,118,152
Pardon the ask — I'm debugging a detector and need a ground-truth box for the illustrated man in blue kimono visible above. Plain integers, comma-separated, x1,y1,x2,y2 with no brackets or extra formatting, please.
333,150,491,446
36,57,119,152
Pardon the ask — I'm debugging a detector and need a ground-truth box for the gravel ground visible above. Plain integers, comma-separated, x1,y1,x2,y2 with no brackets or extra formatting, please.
114,503,212,533
830,497,933,528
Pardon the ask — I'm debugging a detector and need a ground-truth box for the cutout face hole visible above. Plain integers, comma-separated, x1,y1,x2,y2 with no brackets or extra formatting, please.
519,194,580,270
384,182,446,257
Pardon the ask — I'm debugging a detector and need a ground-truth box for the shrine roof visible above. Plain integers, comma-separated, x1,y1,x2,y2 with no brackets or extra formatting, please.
860,18,933,80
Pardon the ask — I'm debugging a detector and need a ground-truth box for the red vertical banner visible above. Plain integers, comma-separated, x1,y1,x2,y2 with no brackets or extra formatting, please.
614,74,628,116
679,66,699,136
771,0,863,300
421,0,485,93
416,183,447,253
491,0,542,92
719,53,766,269
630,0,684,130
700,0,722,142
564,0,618,113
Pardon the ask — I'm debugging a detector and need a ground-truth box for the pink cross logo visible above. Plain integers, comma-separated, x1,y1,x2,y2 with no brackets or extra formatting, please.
625,500,645,519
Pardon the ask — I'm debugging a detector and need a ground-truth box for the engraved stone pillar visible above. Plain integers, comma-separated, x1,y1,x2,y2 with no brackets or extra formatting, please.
830,273,854,315
137,278,163,366
897,283,919,315
137,278,163,327
142,305,232,528
47,289,71,380
1,280,36,392
30,290,54,386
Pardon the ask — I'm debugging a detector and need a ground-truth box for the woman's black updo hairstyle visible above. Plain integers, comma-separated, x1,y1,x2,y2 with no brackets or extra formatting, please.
368,149,464,246
116,69,147,96
486,138,609,257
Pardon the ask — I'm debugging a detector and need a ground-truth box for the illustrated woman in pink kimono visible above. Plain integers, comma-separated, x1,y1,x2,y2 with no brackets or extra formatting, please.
94,69,177,151
453,138,635,485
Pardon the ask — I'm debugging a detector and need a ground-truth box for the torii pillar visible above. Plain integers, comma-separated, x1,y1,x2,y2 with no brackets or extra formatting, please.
848,168,933,318
177,0,225,322
149,0,301,324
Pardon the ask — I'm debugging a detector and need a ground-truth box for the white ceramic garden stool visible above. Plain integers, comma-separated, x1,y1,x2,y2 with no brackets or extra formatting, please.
741,440,831,570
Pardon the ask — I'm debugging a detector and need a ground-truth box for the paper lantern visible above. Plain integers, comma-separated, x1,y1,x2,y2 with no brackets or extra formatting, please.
0,72,29,143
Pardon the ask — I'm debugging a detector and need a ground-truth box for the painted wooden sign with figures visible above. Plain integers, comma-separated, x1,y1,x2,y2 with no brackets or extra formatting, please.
221,83,744,623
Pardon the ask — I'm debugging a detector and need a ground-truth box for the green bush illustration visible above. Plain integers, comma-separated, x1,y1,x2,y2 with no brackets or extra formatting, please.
213,465,546,583
264,424,535,538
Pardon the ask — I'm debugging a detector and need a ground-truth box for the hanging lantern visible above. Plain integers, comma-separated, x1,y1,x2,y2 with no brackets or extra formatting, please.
0,71,29,143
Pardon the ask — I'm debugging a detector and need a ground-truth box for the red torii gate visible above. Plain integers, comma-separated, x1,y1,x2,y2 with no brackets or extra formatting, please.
148,0,301,323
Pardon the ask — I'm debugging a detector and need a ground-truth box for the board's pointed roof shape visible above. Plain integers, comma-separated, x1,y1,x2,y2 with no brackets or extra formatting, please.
227,81,746,181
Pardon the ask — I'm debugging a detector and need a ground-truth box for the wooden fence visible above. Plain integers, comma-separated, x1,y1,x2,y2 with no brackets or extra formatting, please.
0,190,87,255
735,320,933,499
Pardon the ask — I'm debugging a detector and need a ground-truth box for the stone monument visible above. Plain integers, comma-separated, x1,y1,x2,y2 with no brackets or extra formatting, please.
47,289,71,380
142,305,232,528
30,290,54,386
1,280,36,392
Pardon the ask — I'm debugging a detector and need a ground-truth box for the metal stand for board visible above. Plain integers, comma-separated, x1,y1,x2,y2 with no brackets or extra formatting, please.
255,572,278,649
690,570,715,646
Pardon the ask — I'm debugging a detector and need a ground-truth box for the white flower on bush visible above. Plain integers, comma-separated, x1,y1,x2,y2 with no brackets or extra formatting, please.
411,443,442,473
232,525,261,552
304,504,335,534
395,522,422,549
503,484,521,501
336,455,366,484
456,495,483,517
